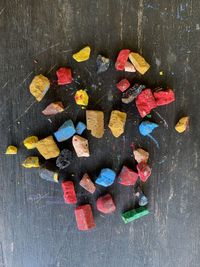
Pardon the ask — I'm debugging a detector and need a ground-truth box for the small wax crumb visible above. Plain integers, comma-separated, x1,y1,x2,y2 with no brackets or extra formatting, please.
5,145,18,155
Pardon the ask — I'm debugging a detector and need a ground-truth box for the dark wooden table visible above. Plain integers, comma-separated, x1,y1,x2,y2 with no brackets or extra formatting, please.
0,1,199,266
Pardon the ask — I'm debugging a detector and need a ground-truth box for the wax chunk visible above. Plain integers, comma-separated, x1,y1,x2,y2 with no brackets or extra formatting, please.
133,148,149,163
86,110,104,138
136,89,157,117
75,90,89,107
175,116,189,133
97,55,110,73
108,110,127,138
96,194,116,214
42,102,64,115
54,120,76,142
22,157,39,168
29,74,50,101
5,145,17,154
75,122,86,135
75,204,95,231
137,162,152,182
72,135,90,157
122,84,146,104
95,168,116,187
153,88,175,106
73,46,91,62
56,67,72,85
36,136,60,159
115,49,130,71
56,149,73,169
23,136,38,149
61,181,77,204
122,207,149,224
128,52,150,75
116,79,130,92
118,166,138,186
79,173,96,194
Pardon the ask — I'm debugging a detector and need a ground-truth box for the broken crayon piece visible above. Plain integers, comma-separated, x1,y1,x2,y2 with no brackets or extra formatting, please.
96,194,116,214
79,173,96,194
153,88,175,106
96,55,110,73
5,145,17,154
73,46,91,62
75,90,89,107
36,136,60,159
115,49,130,71
116,79,130,92
95,168,116,187
121,207,149,224
22,157,40,168
108,110,127,138
72,135,90,157
62,181,77,204
122,84,146,104
75,204,95,231
175,116,189,133
76,122,86,135
54,120,76,142
139,121,158,136
133,148,149,163
118,166,138,186
128,52,150,75
124,61,136,72
135,187,148,206
23,136,38,149
137,162,152,182
86,110,104,138
136,89,157,117
29,74,50,102
139,121,159,148
42,102,64,115
56,67,72,85
56,149,73,169
39,164,59,183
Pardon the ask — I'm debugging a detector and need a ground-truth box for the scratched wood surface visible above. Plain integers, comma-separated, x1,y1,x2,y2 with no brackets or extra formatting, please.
0,0,200,267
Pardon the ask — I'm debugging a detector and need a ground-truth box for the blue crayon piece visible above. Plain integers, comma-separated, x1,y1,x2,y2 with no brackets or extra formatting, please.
95,168,116,187
76,122,86,135
54,120,76,142
139,121,158,136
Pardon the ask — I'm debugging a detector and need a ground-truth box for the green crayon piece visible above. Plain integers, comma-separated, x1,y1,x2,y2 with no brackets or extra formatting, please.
121,207,149,224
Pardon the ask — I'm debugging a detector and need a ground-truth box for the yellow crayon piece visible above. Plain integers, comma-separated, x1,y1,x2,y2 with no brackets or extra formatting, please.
75,90,89,106
36,136,60,160
175,116,189,133
29,74,50,102
86,110,104,138
108,110,127,138
22,157,40,168
23,136,38,149
73,46,91,62
128,52,150,75
5,145,18,155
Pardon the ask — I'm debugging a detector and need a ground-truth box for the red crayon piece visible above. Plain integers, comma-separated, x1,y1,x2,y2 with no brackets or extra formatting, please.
61,181,77,204
137,162,152,182
75,204,96,231
96,194,116,214
115,49,130,71
118,166,138,186
136,89,157,117
56,67,72,85
153,88,175,106
116,79,130,92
